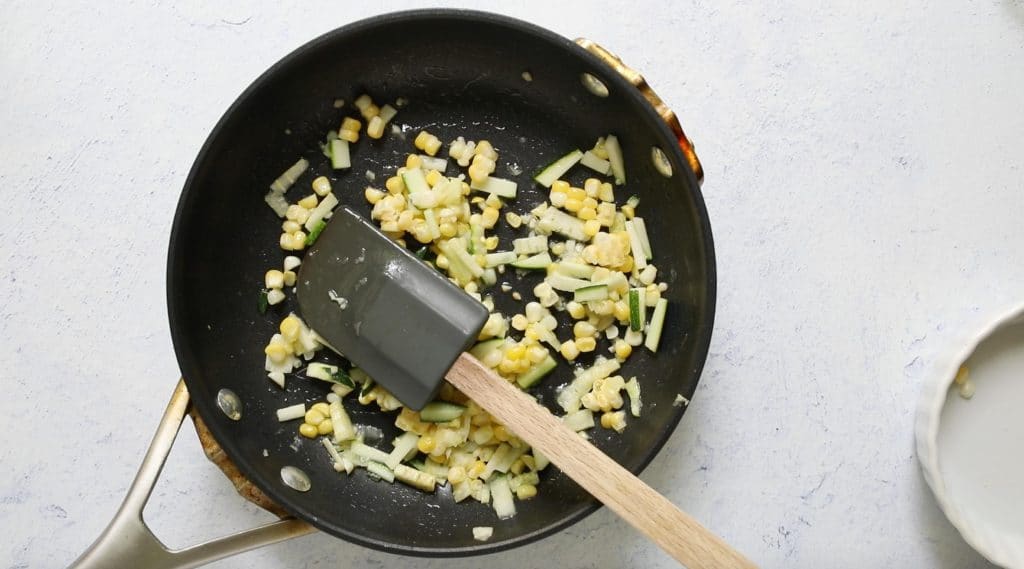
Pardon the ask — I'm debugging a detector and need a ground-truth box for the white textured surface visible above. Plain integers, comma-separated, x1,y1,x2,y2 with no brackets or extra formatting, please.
2,1,1023,567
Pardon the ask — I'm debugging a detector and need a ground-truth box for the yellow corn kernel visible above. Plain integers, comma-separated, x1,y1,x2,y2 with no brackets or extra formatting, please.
578,206,597,221
566,186,586,202
563,198,583,213
511,314,529,331
448,466,467,484
481,207,499,229
339,129,359,143
304,409,326,425
311,402,330,417
468,460,486,479
285,204,309,223
598,182,615,202
524,324,541,342
509,458,526,475
417,435,436,454
566,301,587,319
573,321,596,338
385,176,405,194
298,423,318,438
484,193,503,209
581,197,599,210
614,339,632,360
584,178,601,198
601,411,627,433
364,187,385,204
471,424,493,444
493,425,510,442
297,194,319,209
282,220,301,233
282,270,296,287
560,340,581,361
583,219,602,238
621,204,635,219
361,103,380,120
551,180,570,194
474,139,497,161
406,154,423,169
515,359,532,373
341,117,362,133
424,136,442,156
516,483,537,500
527,345,548,363
468,163,490,185
317,420,334,435
396,209,416,231
434,254,449,270
425,169,443,187
265,269,285,289
366,115,385,139
613,300,630,322
414,131,432,150
498,358,518,374
576,336,597,352
264,343,289,364
506,344,527,361
312,176,332,196
279,233,294,251
290,232,307,251
279,316,301,342
484,236,499,251
439,222,457,238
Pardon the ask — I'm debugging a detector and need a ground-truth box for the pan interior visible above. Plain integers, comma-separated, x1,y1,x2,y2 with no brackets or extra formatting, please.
168,10,715,556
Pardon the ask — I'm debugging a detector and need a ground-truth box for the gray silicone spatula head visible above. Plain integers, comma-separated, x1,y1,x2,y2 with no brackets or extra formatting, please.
296,207,489,410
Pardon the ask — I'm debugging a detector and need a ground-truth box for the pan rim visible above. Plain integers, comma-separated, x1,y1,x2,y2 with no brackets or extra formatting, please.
166,7,717,557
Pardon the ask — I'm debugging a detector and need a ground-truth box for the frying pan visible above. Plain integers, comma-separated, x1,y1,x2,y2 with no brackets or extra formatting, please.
73,9,715,567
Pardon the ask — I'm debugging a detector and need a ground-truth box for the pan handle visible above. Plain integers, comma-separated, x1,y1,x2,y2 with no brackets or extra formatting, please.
575,38,704,185
70,380,316,569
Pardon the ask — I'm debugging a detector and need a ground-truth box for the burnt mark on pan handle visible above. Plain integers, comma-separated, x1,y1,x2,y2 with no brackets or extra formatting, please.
575,38,704,185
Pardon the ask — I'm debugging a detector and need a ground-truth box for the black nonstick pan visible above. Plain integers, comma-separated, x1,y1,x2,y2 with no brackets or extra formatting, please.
73,8,715,567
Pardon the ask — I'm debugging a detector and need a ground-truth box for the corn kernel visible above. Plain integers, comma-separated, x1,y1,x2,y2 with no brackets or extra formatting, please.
366,115,384,139
298,423,318,438
598,182,615,202
439,222,457,238
474,140,497,161
471,425,494,445
304,409,325,425
283,270,297,286
566,301,587,319
297,194,318,209
551,180,570,194
550,192,567,208
506,344,527,360
560,340,581,361
385,176,405,194
424,137,443,156
576,336,597,352
578,206,597,221
414,131,432,151
493,425,510,442
498,358,518,374
564,198,583,213
290,232,306,251
312,402,330,416
282,220,301,233
584,178,600,198
406,154,423,169
601,411,627,433
264,343,289,364
360,103,380,120
317,420,334,435
339,129,359,143
280,316,301,342
312,176,332,196
583,219,601,238
509,458,526,475
279,233,293,250
484,236,499,250
364,187,385,205
614,339,632,360
285,204,309,223
265,270,285,289
417,435,436,453
573,321,596,338
448,466,467,484
524,325,541,342
481,207,499,229
425,169,443,187
468,163,490,185
435,254,449,270
567,187,586,201
581,197,598,210
511,314,529,331
505,212,522,228
516,483,537,500
340,117,362,133
468,460,486,478
613,300,630,322
622,204,635,219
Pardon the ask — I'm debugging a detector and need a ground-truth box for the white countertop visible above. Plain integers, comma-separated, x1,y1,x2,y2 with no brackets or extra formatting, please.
3,2,1022,567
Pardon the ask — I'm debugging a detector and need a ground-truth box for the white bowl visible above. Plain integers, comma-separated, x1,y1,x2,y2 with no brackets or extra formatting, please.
917,302,1024,568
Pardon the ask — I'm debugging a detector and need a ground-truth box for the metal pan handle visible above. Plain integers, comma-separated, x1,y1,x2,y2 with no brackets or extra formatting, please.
575,38,704,185
70,381,315,569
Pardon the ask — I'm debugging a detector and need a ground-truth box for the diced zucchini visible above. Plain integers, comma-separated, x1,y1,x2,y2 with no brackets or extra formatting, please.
484,251,518,267
512,235,548,255
625,220,648,270
489,475,517,519
562,409,595,431
624,377,642,417
471,176,518,198
472,527,494,541
365,461,395,483
394,463,436,492
350,441,391,464
574,283,608,302
537,206,587,241
276,403,305,422
604,135,625,185
534,149,583,187
386,432,420,469
628,288,646,331
330,400,356,442
270,158,309,193
626,195,640,209
329,139,350,169
482,443,526,480
418,155,448,172
304,192,338,231
644,298,668,352
580,150,612,175
556,358,621,412
263,190,289,217
532,450,550,471
470,338,506,361
420,401,467,423
305,220,326,246
511,252,552,270
554,261,595,278
402,167,430,195
517,355,557,388
632,217,653,260
610,212,626,232
547,274,592,292
307,363,354,387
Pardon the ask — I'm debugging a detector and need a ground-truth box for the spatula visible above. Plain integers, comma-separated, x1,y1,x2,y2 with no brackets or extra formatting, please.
297,207,755,568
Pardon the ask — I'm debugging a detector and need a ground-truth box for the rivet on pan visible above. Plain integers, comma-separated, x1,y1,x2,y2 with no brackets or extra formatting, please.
651,146,673,178
580,72,609,98
215,388,242,421
280,466,311,492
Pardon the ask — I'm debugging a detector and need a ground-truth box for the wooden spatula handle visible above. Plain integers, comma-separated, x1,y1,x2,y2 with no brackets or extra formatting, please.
447,353,756,568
